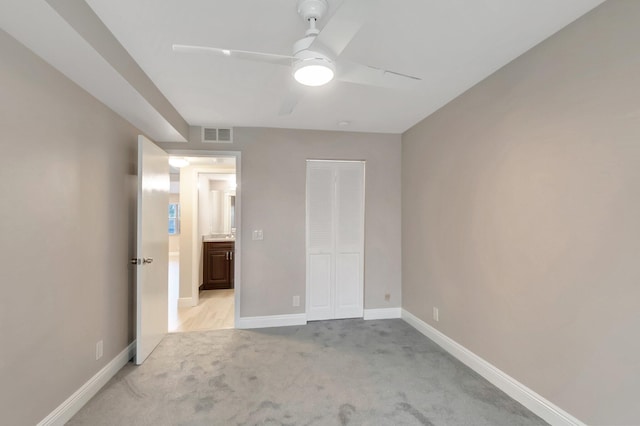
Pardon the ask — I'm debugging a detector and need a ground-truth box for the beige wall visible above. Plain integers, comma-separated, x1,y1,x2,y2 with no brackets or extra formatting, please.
159,127,402,317
401,1,640,424
0,30,139,425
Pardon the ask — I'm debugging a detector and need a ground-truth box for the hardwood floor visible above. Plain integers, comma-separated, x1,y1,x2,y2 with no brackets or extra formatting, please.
168,253,235,333
172,289,235,332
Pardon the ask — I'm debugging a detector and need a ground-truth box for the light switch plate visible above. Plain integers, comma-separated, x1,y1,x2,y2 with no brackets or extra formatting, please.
252,230,264,240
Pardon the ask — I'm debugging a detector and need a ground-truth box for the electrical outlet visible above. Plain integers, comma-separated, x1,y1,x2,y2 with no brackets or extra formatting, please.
384,293,391,302
292,295,300,307
433,307,439,322
96,340,103,360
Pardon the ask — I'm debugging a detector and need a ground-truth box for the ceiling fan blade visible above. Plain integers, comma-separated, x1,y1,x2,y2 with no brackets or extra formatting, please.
172,44,294,66
337,60,422,90
278,89,303,116
310,0,372,57
278,92,300,117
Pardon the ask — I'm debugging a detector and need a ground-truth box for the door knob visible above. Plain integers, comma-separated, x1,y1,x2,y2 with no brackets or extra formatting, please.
130,258,141,265
143,257,154,264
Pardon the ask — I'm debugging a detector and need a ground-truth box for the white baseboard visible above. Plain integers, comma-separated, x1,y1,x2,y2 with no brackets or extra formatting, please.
178,297,195,308
236,313,307,329
363,307,402,320
401,309,584,426
38,341,136,426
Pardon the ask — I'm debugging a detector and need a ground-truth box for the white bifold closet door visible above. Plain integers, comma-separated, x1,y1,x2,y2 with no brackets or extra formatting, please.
306,160,365,321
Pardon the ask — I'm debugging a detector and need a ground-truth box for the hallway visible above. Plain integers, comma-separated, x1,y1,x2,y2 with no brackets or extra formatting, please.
168,254,234,332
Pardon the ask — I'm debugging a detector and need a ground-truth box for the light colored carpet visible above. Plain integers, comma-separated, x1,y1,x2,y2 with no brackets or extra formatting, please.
68,319,547,425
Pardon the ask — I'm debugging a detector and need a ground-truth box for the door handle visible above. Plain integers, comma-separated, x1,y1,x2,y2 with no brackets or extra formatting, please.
142,257,154,264
230,251,233,261
130,258,141,265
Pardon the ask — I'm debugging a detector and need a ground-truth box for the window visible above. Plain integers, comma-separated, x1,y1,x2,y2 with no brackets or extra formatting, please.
168,203,180,235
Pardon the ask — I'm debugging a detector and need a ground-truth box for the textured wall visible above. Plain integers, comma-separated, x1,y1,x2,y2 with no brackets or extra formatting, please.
401,1,640,424
159,127,402,317
0,30,139,425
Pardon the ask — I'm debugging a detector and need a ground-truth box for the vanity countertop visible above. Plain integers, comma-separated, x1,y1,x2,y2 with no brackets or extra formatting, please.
203,235,235,242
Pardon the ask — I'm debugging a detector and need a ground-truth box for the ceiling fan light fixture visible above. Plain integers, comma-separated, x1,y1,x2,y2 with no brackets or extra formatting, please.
293,58,335,86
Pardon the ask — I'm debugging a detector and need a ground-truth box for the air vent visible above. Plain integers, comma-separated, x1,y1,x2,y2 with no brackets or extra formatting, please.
218,128,232,142
202,127,233,143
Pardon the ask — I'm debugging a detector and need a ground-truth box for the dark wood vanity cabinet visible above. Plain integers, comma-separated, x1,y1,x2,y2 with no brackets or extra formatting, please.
202,241,234,290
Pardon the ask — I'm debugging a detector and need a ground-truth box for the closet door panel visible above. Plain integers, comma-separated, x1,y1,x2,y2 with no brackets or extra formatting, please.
307,254,333,321
307,165,334,252
306,164,335,320
336,163,364,252
335,163,364,318
335,253,361,318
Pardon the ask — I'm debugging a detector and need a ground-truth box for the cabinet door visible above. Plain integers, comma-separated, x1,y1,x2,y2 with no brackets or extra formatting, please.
205,248,229,288
229,245,235,288
203,243,233,289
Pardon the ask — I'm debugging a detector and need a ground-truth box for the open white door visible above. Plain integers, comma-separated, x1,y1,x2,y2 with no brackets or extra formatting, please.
135,135,169,364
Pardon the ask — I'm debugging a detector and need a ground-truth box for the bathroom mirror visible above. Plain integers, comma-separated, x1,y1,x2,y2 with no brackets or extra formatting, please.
198,173,236,237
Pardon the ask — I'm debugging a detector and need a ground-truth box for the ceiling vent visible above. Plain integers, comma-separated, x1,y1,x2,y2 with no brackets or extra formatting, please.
202,127,233,143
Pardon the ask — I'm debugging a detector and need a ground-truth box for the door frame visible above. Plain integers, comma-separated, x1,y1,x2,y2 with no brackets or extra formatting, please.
166,149,242,328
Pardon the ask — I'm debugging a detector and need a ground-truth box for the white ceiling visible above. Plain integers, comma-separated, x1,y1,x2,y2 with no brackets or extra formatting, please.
1,0,605,139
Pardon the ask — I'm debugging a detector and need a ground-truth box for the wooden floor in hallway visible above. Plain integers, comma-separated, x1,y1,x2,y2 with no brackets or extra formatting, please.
168,253,235,333
171,289,235,332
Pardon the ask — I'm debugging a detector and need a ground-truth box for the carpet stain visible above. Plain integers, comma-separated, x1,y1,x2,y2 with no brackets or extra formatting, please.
396,402,434,426
460,375,532,418
338,403,356,425
302,415,325,426
122,378,145,399
402,345,416,359
194,396,214,412
249,400,282,417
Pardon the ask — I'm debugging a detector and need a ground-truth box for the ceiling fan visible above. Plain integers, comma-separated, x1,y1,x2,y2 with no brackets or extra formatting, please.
172,0,421,115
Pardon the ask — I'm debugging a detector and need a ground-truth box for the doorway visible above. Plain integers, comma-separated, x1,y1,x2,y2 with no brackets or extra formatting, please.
165,151,241,332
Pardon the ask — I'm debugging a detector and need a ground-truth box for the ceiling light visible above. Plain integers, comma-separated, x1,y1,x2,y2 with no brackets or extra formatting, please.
293,58,335,86
169,157,189,168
